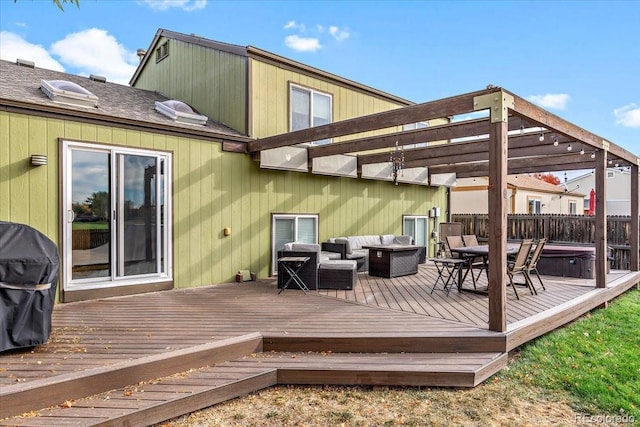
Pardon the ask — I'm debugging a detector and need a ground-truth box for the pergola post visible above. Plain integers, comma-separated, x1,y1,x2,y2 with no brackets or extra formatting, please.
475,91,511,332
630,164,639,272
595,149,608,288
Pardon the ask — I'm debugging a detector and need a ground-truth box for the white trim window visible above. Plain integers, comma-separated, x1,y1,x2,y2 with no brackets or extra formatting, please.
62,140,172,291
569,200,577,214
290,83,332,145
271,214,319,275
528,198,542,214
403,215,429,247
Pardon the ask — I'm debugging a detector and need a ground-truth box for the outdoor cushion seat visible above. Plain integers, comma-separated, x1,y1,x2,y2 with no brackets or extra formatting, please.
318,260,357,290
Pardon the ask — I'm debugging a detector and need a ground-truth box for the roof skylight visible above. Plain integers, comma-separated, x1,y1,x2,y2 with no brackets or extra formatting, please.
154,100,208,125
40,80,99,108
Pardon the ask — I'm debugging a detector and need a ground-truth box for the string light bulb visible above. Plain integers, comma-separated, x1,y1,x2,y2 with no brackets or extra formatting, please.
580,145,585,155
591,151,596,159
553,136,559,146
538,131,545,142
567,143,572,151
519,123,525,134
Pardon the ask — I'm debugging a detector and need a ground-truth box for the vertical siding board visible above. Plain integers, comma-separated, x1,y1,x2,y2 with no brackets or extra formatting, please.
28,116,48,231
199,141,213,285
188,138,202,286
0,113,10,220
9,114,29,221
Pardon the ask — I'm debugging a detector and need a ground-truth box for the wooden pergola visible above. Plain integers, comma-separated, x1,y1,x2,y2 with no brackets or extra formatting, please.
248,86,639,332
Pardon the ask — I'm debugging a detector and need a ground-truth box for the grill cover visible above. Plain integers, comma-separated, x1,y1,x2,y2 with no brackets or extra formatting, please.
0,221,59,352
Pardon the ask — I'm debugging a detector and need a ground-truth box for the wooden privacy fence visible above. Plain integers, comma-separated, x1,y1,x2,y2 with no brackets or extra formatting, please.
451,214,637,270
72,229,109,250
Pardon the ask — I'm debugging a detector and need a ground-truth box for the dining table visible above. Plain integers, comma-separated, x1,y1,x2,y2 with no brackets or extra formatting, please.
449,243,520,294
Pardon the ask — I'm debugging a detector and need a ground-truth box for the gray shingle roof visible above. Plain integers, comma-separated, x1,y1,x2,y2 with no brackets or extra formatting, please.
0,60,247,140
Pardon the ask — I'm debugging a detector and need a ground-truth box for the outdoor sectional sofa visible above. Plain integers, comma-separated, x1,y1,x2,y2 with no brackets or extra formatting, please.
277,243,355,290
321,234,419,272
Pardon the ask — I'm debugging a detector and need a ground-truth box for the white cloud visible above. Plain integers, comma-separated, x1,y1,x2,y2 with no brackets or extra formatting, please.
284,21,306,32
50,28,138,85
328,26,350,41
0,31,64,72
284,35,321,52
140,0,207,11
613,103,640,128
527,93,570,110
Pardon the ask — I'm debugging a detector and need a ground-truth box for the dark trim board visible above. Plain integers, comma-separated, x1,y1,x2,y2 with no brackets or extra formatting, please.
505,271,640,350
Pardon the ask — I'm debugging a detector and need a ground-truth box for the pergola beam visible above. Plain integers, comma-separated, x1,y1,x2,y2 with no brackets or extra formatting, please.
307,117,528,159
248,87,498,152
358,133,573,166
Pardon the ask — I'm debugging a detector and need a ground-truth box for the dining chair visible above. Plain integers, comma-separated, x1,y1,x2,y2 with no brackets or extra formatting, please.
462,234,479,246
462,234,485,282
525,238,547,294
506,239,534,300
445,235,476,289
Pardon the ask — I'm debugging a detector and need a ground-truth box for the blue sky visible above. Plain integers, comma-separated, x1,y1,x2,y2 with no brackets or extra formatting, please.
1,0,638,167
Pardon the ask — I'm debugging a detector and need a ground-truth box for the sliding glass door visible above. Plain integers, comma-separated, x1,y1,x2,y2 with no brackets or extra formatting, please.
62,140,171,290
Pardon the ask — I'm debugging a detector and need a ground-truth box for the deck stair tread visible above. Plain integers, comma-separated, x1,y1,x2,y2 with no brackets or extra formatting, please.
0,350,506,427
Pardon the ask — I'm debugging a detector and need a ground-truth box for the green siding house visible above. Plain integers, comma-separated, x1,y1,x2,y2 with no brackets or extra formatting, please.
0,29,446,303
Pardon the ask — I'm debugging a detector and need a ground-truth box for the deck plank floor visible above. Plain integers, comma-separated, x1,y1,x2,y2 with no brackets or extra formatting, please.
1,264,638,425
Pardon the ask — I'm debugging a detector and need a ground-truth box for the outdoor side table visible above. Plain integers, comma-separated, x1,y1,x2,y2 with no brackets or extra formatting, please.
277,256,311,293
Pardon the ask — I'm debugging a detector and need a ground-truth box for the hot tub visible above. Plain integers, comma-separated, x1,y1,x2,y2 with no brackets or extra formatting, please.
536,244,600,279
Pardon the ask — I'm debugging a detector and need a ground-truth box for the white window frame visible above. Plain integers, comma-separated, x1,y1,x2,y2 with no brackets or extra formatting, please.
61,140,172,291
289,83,332,145
271,213,319,275
528,198,542,214
403,215,430,247
568,200,577,215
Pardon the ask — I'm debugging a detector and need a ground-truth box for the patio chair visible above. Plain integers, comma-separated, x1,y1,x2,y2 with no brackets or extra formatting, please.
462,234,485,283
506,239,534,300
445,235,475,288
525,238,547,294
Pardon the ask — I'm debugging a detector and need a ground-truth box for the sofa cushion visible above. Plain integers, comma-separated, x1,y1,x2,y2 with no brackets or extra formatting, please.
380,234,395,245
335,237,351,254
319,260,357,270
348,249,368,259
291,243,321,262
347,235,381,250
394,235,413,245
321,251,342,260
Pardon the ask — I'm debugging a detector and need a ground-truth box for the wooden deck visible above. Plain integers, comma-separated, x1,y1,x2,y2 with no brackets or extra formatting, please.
1,264,638,426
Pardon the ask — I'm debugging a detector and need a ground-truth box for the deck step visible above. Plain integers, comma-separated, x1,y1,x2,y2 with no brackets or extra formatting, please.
0,351,507,426
0,365,278,427
229,351,508,388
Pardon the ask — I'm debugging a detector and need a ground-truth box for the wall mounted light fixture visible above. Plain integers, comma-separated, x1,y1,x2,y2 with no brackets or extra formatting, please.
31,155,47,166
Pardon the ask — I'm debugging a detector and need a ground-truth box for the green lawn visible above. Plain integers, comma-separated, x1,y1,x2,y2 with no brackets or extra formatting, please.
501,287,639,418
72,222,109,231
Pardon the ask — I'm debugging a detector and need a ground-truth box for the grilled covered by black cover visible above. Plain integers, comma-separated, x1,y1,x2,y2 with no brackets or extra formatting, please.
0,221,59,352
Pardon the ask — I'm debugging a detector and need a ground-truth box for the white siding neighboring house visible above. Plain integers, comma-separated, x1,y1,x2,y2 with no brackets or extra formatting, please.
565,168,633,215
451,175,585,215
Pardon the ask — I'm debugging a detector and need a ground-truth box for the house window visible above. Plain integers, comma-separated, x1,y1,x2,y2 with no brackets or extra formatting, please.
528,199,542,214
569,201,577,214
62,140,172,291
271,214,319,274
403,215,429,246
290,83,332,145
156,41,169,63
528,198,542,214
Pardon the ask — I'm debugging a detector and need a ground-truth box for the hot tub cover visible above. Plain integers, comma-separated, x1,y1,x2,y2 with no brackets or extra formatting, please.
0,221,59,352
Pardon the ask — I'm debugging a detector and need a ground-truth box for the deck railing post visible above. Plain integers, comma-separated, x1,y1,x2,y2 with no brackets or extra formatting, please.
630,164,639,272
595,149,608,288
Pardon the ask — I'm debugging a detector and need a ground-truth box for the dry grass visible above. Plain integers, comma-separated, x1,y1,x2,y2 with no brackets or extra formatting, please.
158,372,581,427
